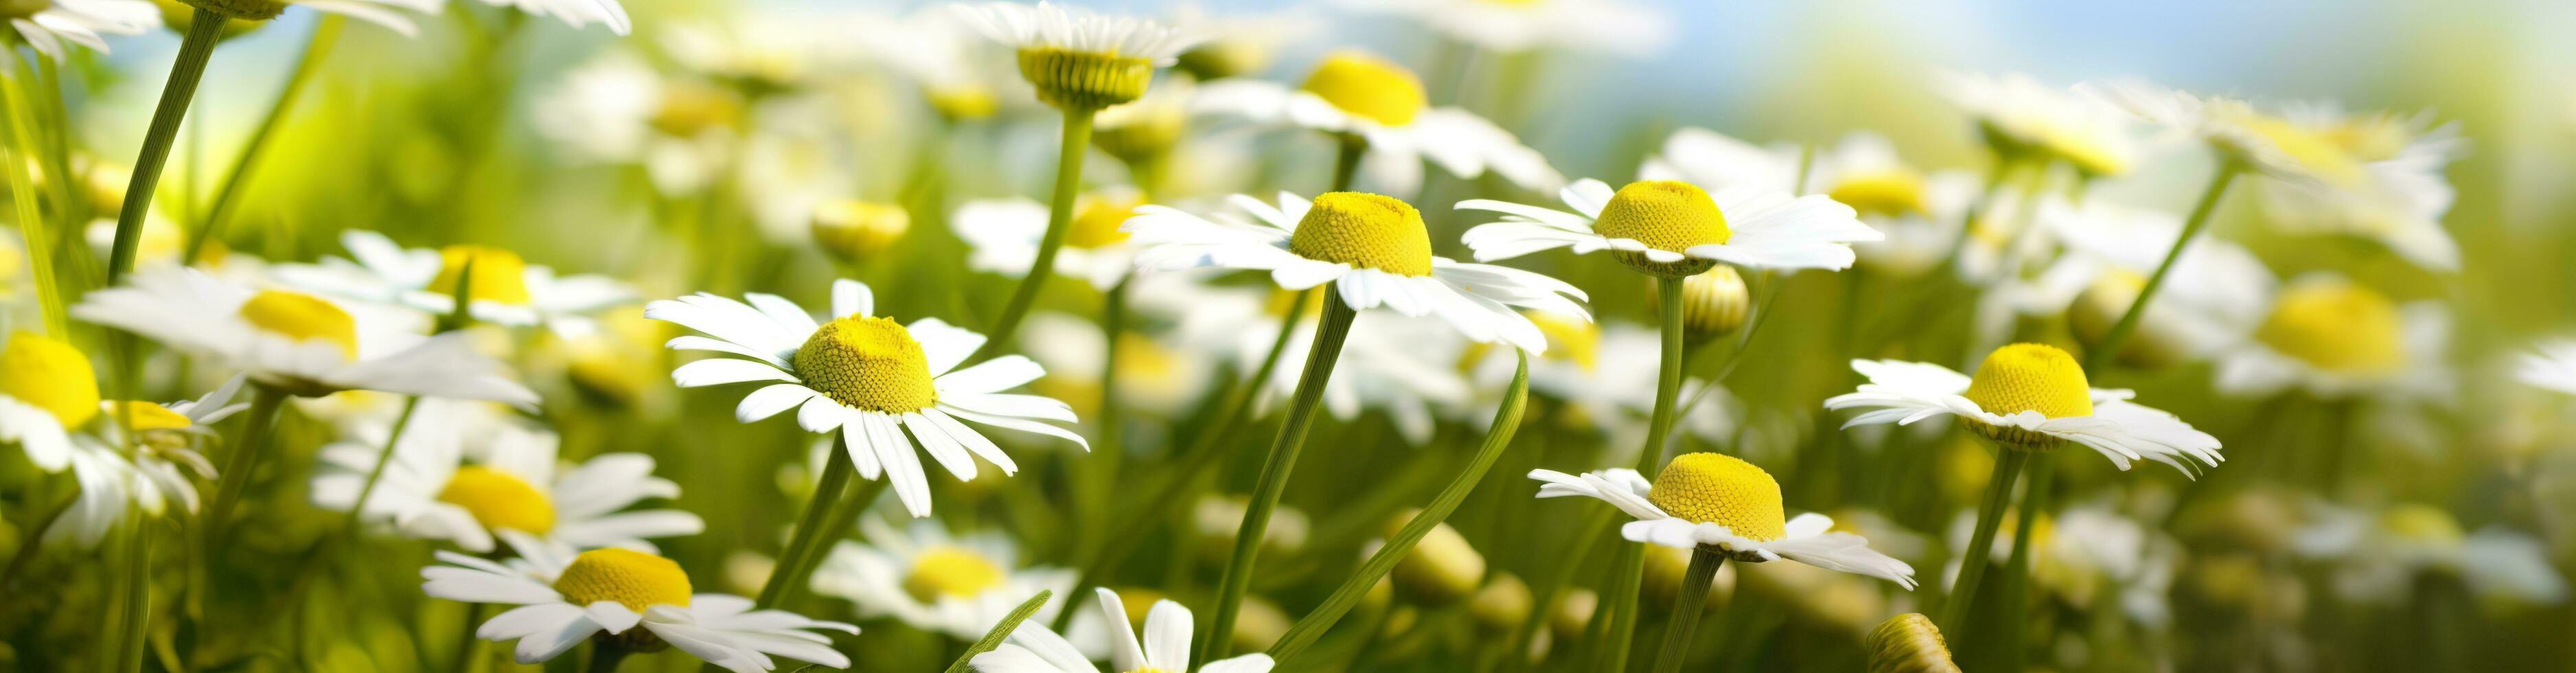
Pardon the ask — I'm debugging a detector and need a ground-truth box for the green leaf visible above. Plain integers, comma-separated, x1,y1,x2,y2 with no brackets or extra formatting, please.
942,589,1052,673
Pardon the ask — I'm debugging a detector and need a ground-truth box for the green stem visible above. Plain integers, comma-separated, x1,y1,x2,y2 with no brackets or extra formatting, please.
1329,136,1364,192
1048,288,1315,632
1598,275,1695,671
1201,286,1359,665
2082,164,2239,372
1082,277,1130,531
1595,543,1646,672
202,383,288,551
1991,453,2056,673
755,437,855,608
117,520,154,673
334,396,422,533
186,15,343,266
941,590,1052,673
779,468,890,611
1940,446,2029,636
1267,351,1530,664
584,644,628,673
450,601,487,673
971,111,1094,363
108,8,231,283
0,53,65,335
1651,549,1725,673
1934,157,2020,275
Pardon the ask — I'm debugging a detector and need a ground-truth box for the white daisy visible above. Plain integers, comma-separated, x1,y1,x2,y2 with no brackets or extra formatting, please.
1121,190,1589,354
1459,177,1883,277
1191,50,1561,195
1020,311,1217,419
4,0,153,59
273,230,635,337
1825,343,2223,474
810,518,1087,643
476,0,628,34
1330,0,1670,58
2212,273,2452,400
1999,197,2274,367
1939,72,2138,176
2517,340,2576,396
858,5,1017,119
1640,129,1979,277
533,50,739,195
1472,317,1734,451
953,190,1144,290
2255,104,2465,271
310,399,703,554
1528,455,1918,588
2293,501,2569,606
952,1,1199,111
971,586,1276,673
71,267,538,403
1131,274,1467,446
419,539,857,671
645,279,1086,517
53,378,244,547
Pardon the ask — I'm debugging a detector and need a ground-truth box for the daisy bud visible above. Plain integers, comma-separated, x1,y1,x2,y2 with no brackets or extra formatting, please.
2067,271,2186,369
1549,588,1598,641
1299,51,1426,128
152,0,273,35
1176,39,1269,82
1677,266,1750,341
649,81,747,138
1094,95,1188,170
1017,47,1153,112
924,86,1000,122
811,200,911,266
1642,545,1728,612
1230,595,1291,653
1385,512,1486,605
1865,613,1959,673
1197,496,1309,558
1468,572,1532,632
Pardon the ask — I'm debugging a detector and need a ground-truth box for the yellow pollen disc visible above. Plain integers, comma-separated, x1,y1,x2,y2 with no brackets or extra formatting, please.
792,316,938,412
2378,503,2463,547
429,245,533,306
812,200,912,264
238,290,360,359
2323,117,2408,162
437,466,557,535
1299,51,1427,128
553,548,692,611
1528,312,1598,372
106,401,194,431
1645,453,1786,542
1593,181,1728,277
901,546,1007,602
1962,343,2093,448
1017,47,1153,112
1114,333,1179,381
650,80,745,137
0,332,100,429
2256,280,2403,374
1288,192,1434,277
2235,113,2362,184
1826,170,1931,218
1068,193,1144,249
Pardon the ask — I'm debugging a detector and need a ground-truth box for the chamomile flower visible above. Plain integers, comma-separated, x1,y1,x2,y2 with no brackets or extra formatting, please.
310,400,703,554
167,0,443,37
0,332,104,472
1331,0,1670,58
645,279,1086,517
1528,454,1918,588
971,587,1276,673
2517,340,2576,396
1640,129,1980,276
2001,198,2274,368
274,231,635,337
858,5,1016,119
951,1,1199,112
3,0,153,59
810,518,1087,642
1192,50,1561,195
1475,317,1734,450
71,267,538,402
1020,312,1216,418
1123,190,1589,354
2293,501,2569,606
534,50,741,194
953,189,1145,290
420,540,856,671
2212,274,2452,400
1459,177,1883,277
48,374,242,547
1825,343,2224,473
1137,276,1470,445
1939,72,2139,176
476,0,628,34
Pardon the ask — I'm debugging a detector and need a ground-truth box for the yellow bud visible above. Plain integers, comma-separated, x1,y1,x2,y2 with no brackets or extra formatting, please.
812,200,911,265
1865,613,1959,673
1468,573,1532,632
1386,512,1484,605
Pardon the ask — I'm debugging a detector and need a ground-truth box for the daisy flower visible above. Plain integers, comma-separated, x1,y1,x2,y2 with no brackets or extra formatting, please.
2518,340,2576,396
1191,50,1561,195
971,587,1276,673
2212,273,2451,400
1939,72,2138,176
2253,104,2465,271
858,5,1017,120
953,189,1145,290
1528,453,1918,587
1330,0,1671,58
1473,317,1734,451
1459,177,1883,277
2293,501,2569,606
476,0,628,34
645,279,1085,516
1020,312,1217,419
71,267,538,403
1135,276,1464,445
3,0,154,59
310,399,703,554
0,335,242,547
2003,198,2274,368
420,539,856,671
167,0,444,37
1825,343,2224,473
273,230,635,337
1163,4,1314,82
950,1,1199,112
1122,190,1589,354
1640,129,1980,277
809,518,1087,642
533,50,741,195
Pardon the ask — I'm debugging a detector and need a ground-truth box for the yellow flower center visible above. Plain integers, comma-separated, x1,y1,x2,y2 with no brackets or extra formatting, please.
792,316,938,413
2256,280,2403,374
1962,343,2094,448
2378,503,2463,547
2235,113,2362,184
436,466,557,535
238,290,359,359
901,546,1007,602
1287,192,1434,277
1679,266,1750,338
2043,130,2131,178
1299,51,1427,128
812,200,912,264
1017,47,1153,112
1068,193,1144,249
1114,332,1180,381
1827,170,1931,219
1865,613,1959,673
0,332,99,429
1176,39,1268,82
105,400,194,431
650,80,745,137
1593,181,1729,277
428,246,533,306
2323,117,2409,163
1529,312,1598,372
553,548,692,611
1645,453,1786,542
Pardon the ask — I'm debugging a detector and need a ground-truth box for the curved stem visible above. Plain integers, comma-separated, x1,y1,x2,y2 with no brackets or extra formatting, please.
1079,277,1130,532
334,396,423,533
1991,452,2056,673
1631,276,1688,472
971,111,1094,363
754,439,854,609
1651,549,1725,673
2082,164,2239,372
202,384,288,551
1200,287,1359,665
1939,446,2029,637
108,8,230,283
116,519,154,673
186,15,344,266
0,52,66,336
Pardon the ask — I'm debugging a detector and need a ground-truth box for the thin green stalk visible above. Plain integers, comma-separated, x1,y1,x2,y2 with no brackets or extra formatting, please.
774,471,890,613
108,8,233,283
1049,288,1314,631
941,591,1052,673
1505,507,1609,673
0,52,65,335
450,601,487,673
1933,157,2020,275
1991,453,2057,673
1268,351,1531,664
2082,164,2240,372
1650,548,1725,673
1329,136,1364,193
1200,287,1360,665
584,645,628,673
1940,446,2029,636
1594,544,1646,672
1081,277,1131,531
971,111,1094,363
202,383,288,551
335,396,423,532
1596,275,1695,671
117,520,154,673
754,437,855,608
187,15,345,265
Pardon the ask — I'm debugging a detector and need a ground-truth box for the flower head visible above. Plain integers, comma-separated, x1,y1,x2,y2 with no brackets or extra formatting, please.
1460,177,1883,277
273,231,636,336
421,538,855,671
1191,54,1561,194
953,1,1196,111
1826,344,2224,473
971,587,1276,673
811,518,1088,642
312,400,702,554
5,0,154,58
2214,274,2451,400
1530,459,1917,586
